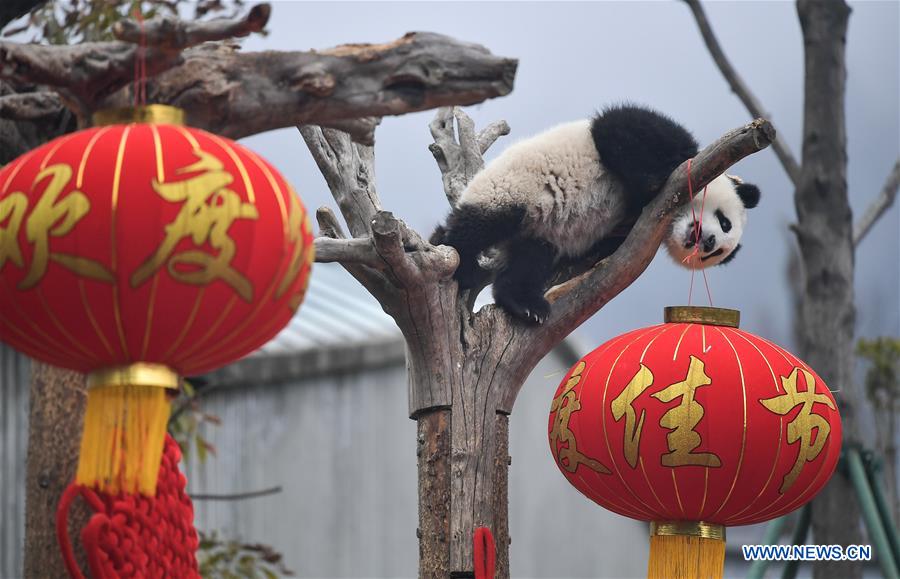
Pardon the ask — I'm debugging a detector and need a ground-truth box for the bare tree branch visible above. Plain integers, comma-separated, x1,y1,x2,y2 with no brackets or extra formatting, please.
429,106,509,206
300,126,382,237
112,3,270,48
1,10,517,141
853,157,900,246
315,206,347,239
191,485,282,501
0,90,61,120
371,211,422,286
314,237,382,267
683,0,801,185
0,4,270,119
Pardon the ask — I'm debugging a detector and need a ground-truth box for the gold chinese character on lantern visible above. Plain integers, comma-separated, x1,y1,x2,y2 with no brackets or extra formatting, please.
760,367,834,493
550,361,610,475
652,355,722,468
0,165,113,289
276,185,313,310
131,150,259,301
611,364,654,468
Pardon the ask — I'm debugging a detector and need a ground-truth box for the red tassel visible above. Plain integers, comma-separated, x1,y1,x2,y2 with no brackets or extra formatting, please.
473,526,496,579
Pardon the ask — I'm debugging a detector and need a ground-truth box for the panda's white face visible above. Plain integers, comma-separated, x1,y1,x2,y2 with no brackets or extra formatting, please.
665,175,753,269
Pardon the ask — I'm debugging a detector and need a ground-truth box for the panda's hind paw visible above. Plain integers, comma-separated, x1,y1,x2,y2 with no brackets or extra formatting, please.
496,294,551,325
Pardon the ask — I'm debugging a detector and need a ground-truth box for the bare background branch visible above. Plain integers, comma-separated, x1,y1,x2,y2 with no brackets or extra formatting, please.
854,157,900,246
683,0,801,185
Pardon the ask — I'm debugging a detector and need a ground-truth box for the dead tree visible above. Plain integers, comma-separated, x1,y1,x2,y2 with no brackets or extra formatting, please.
686,1,900,576
0,4,516,576
306,108,774,576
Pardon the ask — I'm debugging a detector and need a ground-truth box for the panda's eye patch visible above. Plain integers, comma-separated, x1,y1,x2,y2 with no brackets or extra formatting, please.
715,209,732,233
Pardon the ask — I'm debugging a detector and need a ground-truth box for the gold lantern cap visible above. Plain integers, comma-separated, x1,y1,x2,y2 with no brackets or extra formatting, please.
664,306,740,328
650,521,726,541
87,362,179,390
92,104,185,127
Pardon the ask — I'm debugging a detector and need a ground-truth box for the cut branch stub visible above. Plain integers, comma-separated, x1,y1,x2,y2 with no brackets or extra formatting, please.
371,211,421,286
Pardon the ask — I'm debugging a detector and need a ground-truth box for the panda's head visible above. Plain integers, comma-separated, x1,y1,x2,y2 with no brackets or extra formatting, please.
665,174,760,269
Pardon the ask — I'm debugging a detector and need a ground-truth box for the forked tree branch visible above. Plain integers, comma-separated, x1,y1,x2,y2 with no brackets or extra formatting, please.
429,107,510,205
853,157,900,246
0,4,517,143
683,0,801,186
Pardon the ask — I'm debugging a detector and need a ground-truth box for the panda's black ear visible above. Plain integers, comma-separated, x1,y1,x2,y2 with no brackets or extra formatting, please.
736,183,761,209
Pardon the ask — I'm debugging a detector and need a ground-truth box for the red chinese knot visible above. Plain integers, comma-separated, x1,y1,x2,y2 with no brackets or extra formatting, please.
57,435,200,579
548,306,841,527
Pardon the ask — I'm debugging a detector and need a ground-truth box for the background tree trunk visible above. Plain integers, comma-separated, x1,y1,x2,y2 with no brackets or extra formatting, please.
24,363,89,577
795,2,865,577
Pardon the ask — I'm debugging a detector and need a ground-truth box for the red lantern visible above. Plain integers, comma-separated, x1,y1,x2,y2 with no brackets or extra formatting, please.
0,105,314,495
548,306,841,578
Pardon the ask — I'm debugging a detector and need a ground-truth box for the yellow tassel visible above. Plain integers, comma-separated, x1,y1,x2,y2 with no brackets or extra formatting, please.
647,522,725,579
77,364,178,496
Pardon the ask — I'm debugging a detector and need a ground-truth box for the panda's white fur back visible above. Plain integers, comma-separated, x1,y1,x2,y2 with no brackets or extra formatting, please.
457,120,628,258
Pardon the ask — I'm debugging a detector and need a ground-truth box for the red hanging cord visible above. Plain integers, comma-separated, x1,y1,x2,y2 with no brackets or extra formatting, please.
473,527,496,579
131,8,148,106
683,159,714,306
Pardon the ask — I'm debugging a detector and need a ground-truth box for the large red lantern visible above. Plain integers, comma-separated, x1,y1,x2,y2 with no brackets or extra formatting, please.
548,306,841,578
0,105,314,495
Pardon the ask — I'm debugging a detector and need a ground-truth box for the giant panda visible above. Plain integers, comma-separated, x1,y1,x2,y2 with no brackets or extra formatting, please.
430,104,761,324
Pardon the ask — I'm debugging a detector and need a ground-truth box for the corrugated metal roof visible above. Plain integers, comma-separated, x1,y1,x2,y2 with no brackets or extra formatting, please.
255,262,401,357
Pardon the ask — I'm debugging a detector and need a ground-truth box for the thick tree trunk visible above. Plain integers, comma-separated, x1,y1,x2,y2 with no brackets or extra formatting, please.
416,408,510,578
795,2,864,578
409,304,516,577
24,363,89,578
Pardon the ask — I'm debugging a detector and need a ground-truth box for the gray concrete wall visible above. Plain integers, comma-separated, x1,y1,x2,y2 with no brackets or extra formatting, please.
0,345,29,579
187,343,648,579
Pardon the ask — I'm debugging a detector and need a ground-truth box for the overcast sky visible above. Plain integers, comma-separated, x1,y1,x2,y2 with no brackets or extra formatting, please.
239,1,899,355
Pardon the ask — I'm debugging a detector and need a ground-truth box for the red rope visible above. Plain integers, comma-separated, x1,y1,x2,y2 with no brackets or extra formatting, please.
473,527,496,579
132,8,148,107
683,159,714,306
57,435,200,578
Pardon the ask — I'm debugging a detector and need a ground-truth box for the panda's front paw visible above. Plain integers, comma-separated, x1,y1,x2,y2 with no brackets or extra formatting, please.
495,293,551,325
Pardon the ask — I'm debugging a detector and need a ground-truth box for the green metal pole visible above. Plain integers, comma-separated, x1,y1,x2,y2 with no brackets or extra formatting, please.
847,447,900,579
746,516,788,579
863,453,900,563
781,503,811,579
